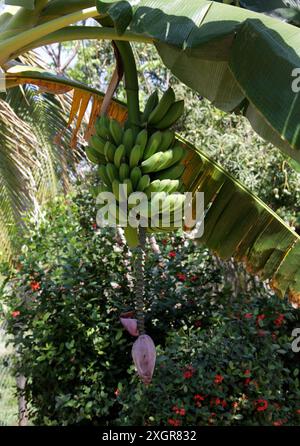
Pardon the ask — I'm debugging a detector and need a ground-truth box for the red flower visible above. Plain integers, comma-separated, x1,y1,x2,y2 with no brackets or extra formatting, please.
169,251,176,258
172,405,186,416
114,388,120,397
30,281,41,291
11,310,20,318
183,365,195,379
214,374,224,384
256,399,268,412
244,313,253,319
211,397,227,408
190,275,198,282
296,409,300,415
244,378,251,386
92,223,97,230
194,394,205,402
194,320,202,328
274,314,285,327
176,272,187,282
273,420,283,426
244,369,251,376
168,418,181,426
232,401,239,409
161,239,168,246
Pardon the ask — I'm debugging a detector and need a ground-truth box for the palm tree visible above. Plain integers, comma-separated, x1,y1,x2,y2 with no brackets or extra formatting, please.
0,0,299,307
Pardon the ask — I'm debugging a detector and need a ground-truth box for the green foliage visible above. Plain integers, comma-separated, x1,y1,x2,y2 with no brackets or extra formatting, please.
1,185,299,426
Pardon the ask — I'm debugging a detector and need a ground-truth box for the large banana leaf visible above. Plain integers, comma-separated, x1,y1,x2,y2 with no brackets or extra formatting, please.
179,137,300,307
6,68,298,304
96,0,300,165
239,0,300,26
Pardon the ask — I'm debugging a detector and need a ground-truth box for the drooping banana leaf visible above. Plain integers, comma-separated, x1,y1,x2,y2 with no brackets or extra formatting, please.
239,0,300,27
179,136,300,307
3,1,35,9
4,65,128,143
96,0,300,165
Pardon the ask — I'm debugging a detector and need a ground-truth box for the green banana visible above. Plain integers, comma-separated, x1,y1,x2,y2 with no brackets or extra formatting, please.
148,87,175,125
95,115,111,139
119,163,130,182
98,164,111,186
112,179,121,201
135,129,148,150
141,152,165,173
141,147,183,174
123,128,134,157
114,144,126,168
154,163,185,180
104,141,116,163
123,178,133,196
130,166,142,190
164,179,182,193
141,90,159,123
86,147,105,164
161,130,175,150
137,174,150,192
89,135,106,154
155,100,184,129
106,163,119,183
109,119,123,145
129,144,143,169
160,146,184,171
146,179,182,195
144,131,162,159
124,226,139,248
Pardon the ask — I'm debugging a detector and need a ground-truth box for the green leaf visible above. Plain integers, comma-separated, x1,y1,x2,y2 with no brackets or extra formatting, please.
4,0,35,9
97,0,133,35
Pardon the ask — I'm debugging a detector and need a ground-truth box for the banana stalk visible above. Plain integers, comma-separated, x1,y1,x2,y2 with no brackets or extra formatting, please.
132,227,146,335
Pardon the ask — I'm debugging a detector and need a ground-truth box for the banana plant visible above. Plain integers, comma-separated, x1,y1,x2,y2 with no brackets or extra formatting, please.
1,0,300,382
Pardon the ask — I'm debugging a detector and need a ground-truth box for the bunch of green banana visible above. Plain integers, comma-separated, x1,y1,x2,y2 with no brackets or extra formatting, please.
85,90,187,246
141,87,184,130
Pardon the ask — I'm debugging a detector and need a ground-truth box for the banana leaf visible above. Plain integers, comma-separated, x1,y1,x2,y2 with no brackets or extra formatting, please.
3,1,35,9
239,0,300,26
178,135,300,307
96,0,300,165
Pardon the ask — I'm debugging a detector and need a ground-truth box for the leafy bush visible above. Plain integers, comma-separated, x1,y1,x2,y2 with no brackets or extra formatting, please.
1,186,299,426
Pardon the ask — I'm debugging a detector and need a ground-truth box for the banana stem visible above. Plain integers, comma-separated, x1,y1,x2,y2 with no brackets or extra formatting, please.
133,227,147,335
113,41,140,132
